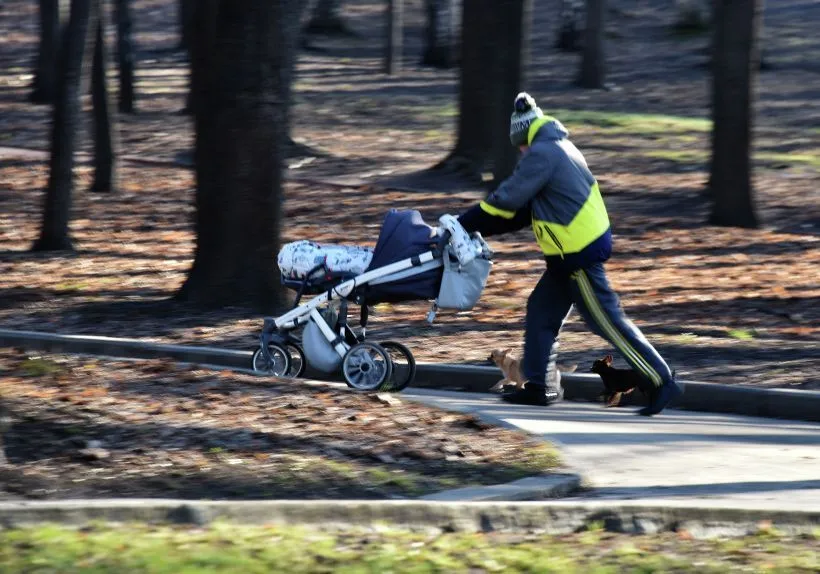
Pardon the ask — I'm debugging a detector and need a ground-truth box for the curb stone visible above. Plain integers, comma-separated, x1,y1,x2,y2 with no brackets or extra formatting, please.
1,328,819,422
0,499,817,538
419,474,582,502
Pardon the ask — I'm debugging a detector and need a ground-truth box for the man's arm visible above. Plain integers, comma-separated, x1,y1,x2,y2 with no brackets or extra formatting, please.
458,203,530,237
458,148,552,237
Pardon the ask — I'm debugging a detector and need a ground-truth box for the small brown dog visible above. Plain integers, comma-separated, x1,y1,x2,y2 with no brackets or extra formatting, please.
591,354,646,407
488,349,577,392
488,349,526,392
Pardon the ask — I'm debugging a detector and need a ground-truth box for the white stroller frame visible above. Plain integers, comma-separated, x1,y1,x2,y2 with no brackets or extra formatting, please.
253,225,491,392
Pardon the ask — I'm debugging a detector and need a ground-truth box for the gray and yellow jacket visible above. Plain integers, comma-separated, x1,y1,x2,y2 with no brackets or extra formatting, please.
459,116,612,272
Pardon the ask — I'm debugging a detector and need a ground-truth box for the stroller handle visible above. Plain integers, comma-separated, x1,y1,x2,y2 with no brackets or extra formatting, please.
435,229,452,253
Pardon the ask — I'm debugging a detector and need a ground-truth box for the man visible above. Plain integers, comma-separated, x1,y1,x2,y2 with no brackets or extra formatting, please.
457,92,682,416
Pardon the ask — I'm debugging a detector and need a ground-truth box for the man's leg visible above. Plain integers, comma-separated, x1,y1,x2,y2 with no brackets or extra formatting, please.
569,263,682,415
503,269,573,406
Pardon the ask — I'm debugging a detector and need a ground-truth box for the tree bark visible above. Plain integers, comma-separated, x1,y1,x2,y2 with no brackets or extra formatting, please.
114,0,135,113
90,12,118,193
30,0,67,104
555,0,584,52
421,0,458,68
708,0,761,228
433,0,530,188
179,0,194,51
674,0,710,33
33,0,96,252
304,0,352,36
577,0,605,88
384,0,403,75
176,0,302,310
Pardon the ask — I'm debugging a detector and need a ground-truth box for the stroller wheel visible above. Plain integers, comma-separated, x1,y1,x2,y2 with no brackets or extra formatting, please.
285,343,306,378
379,341,416,392
251,343,291,377
342,342,394,391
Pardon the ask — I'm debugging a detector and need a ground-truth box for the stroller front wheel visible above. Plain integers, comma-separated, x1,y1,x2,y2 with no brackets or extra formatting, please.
251,343,291,377
342,342,393,391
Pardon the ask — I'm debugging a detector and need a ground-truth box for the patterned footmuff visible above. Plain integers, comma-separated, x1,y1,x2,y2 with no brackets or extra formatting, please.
278,240,374,281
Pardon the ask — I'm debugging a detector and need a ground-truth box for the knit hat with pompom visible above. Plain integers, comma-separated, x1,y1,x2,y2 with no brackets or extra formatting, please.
509,92,544,147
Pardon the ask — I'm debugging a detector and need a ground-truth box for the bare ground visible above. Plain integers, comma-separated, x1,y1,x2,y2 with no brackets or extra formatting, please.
1,0,819,390
0,349,561,500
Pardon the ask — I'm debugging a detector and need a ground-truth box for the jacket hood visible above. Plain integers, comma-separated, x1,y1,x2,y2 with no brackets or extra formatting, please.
528,116,569,145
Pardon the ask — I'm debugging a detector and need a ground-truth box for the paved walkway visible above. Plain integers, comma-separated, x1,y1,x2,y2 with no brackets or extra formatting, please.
404,389,820,511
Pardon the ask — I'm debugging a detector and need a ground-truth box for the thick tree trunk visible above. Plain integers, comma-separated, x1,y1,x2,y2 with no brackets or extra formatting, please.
304,0,352,36
434,0,530,188
90,13,118,193
555,0,584,52
421,0,458,68
708,0,761,228
384,0,403,75
178,0,194,51
33,0,96,252
30,0,66,104
176,0,302,310
577,0,605,88
489,0,532,182
114,0,135,113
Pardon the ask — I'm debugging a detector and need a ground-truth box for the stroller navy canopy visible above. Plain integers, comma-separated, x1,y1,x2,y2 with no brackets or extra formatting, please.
364,209,444,304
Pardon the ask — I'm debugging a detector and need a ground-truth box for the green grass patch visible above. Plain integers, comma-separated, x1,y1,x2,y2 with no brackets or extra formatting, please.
645,148,820,169
16,357,65,377
551,109,712,135
0,523,817,573
727,328,757,341
646,149,709,163
755,151,820,169
53,281,89,292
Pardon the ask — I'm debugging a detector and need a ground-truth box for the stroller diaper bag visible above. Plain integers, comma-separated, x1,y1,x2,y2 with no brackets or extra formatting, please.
436,246,491,311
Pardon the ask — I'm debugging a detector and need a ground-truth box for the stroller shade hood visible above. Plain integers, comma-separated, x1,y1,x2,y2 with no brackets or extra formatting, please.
364,209,443,303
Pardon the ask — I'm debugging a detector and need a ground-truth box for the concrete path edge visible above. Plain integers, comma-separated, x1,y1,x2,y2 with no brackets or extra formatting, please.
0,499,817,537
1,328,818,423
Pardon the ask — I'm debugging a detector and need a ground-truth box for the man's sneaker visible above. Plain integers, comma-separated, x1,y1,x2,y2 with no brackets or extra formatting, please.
502,383,563,406
638,378,683,416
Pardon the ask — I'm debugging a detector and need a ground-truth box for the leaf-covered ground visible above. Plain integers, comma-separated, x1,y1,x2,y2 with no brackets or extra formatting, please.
0,349,561,500
1,0,818,389
0,522,818,573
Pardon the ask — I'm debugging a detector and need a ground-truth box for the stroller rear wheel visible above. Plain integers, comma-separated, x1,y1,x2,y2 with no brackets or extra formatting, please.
251,343,291,377
285,342,306,378
379,341,416,392
342,342,393,391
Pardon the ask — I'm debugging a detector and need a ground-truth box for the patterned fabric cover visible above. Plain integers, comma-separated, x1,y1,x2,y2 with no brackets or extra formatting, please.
278,240,374,280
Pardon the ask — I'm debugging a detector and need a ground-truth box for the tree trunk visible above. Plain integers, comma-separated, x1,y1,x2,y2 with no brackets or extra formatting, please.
674,0,710,33
577,0,605,88
90,11,118,193
30,0,67,104
33,0,97,252
489,0,532,182
304,0,352,36
433,0,530,188
421,0,458,68
176,0,302,310
708,0,761,228
555,0,584,52
114,0,135,113
384,0,403,75
179,0,194,51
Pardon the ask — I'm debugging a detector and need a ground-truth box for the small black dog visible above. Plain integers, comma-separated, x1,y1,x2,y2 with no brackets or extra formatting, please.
591,355,647,407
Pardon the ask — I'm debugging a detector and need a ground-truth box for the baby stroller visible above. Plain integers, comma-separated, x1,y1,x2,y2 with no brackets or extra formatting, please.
252,209,493,392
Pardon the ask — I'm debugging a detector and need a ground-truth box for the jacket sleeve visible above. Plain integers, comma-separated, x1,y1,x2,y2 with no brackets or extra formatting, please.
458,203,531,238
483,147,553,214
